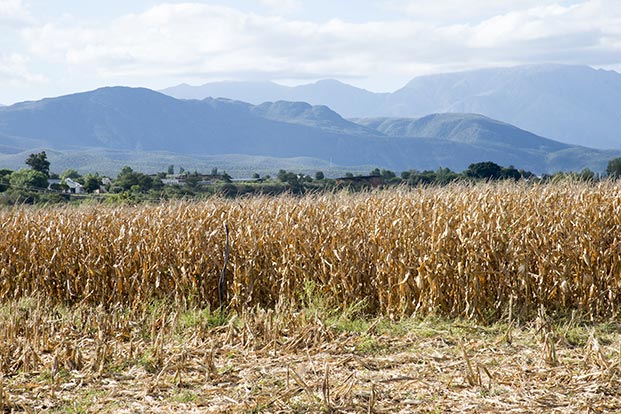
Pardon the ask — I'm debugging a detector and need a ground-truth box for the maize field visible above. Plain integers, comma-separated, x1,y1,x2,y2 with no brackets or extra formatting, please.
1,181,621,320
3,182,621,413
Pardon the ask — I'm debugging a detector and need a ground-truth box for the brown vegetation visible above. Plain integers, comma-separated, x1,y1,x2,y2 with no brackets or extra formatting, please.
2,182,621,412
1,297,620,413
1,181,621,319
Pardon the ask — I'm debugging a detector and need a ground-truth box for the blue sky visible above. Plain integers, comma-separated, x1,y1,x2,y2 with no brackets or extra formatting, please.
1,0,620,104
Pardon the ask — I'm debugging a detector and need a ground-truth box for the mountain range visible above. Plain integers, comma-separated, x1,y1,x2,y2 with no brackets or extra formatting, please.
161,79,387,121
0,85,619,176
162,64,621,149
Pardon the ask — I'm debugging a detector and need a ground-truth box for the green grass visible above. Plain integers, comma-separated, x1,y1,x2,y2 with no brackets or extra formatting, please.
170,389,197,404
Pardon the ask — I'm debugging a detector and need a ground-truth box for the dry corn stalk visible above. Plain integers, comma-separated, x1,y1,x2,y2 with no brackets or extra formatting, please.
0,182,620,320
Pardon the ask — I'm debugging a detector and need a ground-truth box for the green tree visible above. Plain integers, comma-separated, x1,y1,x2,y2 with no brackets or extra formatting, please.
221,171,232,183
184,172,201,189
380,169,396,180
518,169,535,179
119,166,134,176
60,169,81,180
578,168,595,182
116,166,159,193
464,162,503,180
218,183,238,197
407,170,436,186
276,169,303,192
315,171,325,181
25,151,50,177
167,165,175,175
435,167,459,184
277,169,289,182
83,174,102,193
49,182,67,192
9,169,49,190
500,166,522,181
606,158,621,178
0,169,13,192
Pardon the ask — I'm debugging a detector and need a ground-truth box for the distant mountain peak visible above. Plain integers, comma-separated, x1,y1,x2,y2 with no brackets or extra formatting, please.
259,100,312,109
353,112,570,153
312,79,351,87
251,100,378,136
314,78,343,84
160,77,389,117
0,86,618,175
154,63,621,149
389,64,621,148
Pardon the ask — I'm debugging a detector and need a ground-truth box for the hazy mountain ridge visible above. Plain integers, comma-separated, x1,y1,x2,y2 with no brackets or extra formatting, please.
0,87,356,156
162,64,621,149
352,113,569,151
386,64,621,148
0,87,423,170
162,79,389,118
0,86,619,174
251,101,380,136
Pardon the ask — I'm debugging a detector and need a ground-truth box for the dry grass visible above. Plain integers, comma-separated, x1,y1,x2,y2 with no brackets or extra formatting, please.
1,181,621,319
1,298,620,413
2,181,621,412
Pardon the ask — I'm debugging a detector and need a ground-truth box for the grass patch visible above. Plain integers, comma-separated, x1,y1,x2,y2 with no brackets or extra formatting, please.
170,389,197,404
178,306,230,331
354,335,389,355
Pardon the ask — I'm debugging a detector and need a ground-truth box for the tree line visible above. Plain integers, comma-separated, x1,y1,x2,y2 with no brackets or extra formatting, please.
2,152,621,205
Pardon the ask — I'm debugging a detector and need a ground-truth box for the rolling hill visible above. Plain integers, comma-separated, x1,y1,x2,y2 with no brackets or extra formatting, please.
0,86,619,175
353,114,569,152
161,64,621,149
385,64,621,149
250,101,378,136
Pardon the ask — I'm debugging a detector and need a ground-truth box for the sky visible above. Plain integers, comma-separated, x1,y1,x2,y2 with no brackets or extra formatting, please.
1,0,620,104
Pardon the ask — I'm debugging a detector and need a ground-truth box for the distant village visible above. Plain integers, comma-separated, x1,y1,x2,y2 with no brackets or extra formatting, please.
2,151,618,206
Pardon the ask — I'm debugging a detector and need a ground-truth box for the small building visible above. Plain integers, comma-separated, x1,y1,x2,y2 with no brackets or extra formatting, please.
65,178,85,194
160,174,227,186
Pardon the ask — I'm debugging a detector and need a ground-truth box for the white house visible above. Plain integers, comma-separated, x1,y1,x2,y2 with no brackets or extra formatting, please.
65,178,85,194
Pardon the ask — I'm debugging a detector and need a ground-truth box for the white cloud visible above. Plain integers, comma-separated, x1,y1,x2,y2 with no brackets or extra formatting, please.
0,0,24,15
463,1,621,62
18,1,621,90
0,53,46,85
259,0,302,14
384,0,568,22
0,0,31,25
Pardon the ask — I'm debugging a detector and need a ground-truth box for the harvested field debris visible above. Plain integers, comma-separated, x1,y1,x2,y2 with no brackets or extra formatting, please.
2,182,621,412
